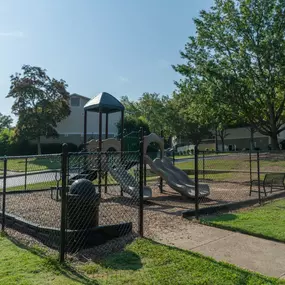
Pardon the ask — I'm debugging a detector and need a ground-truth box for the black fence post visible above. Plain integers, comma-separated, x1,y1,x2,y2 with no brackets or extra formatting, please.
257,150,261,205
202,151,205,180
172,148,175,166
24,157,28,191
194,146,199,219
139,128,144,237
143,130,147,186
2,157,7,232
60,144,68,263
159,130,164,193
249,150,252,194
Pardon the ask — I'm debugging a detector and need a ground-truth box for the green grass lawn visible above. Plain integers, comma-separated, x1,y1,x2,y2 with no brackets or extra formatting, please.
0,235,88,285
175,156,285,172
174,153,229,160
175,159,249,171
0,158,61,172
174,154,192,159
6,181,57,192
0,236,282,285
201,199,285,242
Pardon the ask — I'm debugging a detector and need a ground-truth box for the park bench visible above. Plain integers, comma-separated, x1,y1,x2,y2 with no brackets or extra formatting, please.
250,173,285,197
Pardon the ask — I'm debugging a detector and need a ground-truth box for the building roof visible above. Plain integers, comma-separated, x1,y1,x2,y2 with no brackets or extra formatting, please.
84,92,125,113
70,93,90,101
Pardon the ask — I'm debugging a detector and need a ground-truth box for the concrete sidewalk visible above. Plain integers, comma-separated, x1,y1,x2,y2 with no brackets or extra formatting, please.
159,223,285,278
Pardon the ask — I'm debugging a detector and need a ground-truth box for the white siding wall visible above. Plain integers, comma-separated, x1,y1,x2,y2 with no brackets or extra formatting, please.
225,127,267,139
55,95,121,135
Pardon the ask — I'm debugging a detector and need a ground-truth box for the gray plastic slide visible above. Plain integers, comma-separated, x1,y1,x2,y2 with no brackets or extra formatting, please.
107,161,152,200
144,155,210,198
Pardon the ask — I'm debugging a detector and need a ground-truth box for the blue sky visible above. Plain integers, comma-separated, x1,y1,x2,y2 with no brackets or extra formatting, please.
0,0,213,121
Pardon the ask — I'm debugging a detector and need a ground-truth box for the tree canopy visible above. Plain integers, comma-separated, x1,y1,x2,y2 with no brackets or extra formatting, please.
173,0,285,149
121,92,212,146
7,65,70,154
0,113,13,131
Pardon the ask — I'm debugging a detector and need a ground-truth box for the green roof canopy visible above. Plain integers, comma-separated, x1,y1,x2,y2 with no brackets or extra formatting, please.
84,92,124,113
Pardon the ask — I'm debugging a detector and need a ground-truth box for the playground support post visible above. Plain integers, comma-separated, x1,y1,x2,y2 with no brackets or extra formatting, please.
257,150,261,205
104,113,109,194
98,110,102,195
120,110,124,196
120,110,124,154
194,145,199,220
60,144,68,263
2,157,7,232
83,111,87,148
139,127,144,236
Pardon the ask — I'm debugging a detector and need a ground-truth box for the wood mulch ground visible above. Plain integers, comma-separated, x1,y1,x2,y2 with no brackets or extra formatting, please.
3,180,280,260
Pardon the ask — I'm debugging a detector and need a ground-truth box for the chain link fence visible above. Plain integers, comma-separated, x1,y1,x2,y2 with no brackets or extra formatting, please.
178,150,285,217
64,150,141,256
0,154,62,250
0,149,143,262
196,151,254,214
2,145,285,262
141,149,285,231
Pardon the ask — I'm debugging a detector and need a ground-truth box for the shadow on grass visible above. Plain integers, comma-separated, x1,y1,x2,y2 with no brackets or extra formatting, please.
206,213,239,222
100,250,142,271
4,232,99,285
143,237,275,284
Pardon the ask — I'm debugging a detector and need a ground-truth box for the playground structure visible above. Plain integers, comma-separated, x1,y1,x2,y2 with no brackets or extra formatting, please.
82,92,210,200
0,92,212,259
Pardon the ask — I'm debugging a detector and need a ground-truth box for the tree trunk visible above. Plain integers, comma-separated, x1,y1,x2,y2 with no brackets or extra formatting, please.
250,127,255,151
270,132,280,150
221,136,225,152
218,130,225,152
269,105,280,150
37,137,42,155
215,128,218,152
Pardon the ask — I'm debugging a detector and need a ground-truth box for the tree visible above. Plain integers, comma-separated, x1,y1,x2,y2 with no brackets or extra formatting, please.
7,65,70,154
0,113,13,130
173,0,285,150
0,128,15,155
120,93,171,136
116,116,150,135
167,92,212,146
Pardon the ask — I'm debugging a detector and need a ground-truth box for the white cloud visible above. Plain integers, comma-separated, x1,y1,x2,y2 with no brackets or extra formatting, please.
0,31,25,38
119,76,130,83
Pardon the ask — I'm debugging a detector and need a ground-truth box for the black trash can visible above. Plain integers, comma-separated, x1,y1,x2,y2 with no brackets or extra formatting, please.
67,179,100,230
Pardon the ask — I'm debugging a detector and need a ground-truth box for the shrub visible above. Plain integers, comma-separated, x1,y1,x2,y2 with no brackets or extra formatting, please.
36,143,78,154
0,129,79,156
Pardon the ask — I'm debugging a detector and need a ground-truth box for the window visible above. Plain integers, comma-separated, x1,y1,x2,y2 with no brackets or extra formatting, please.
70,97,80,107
